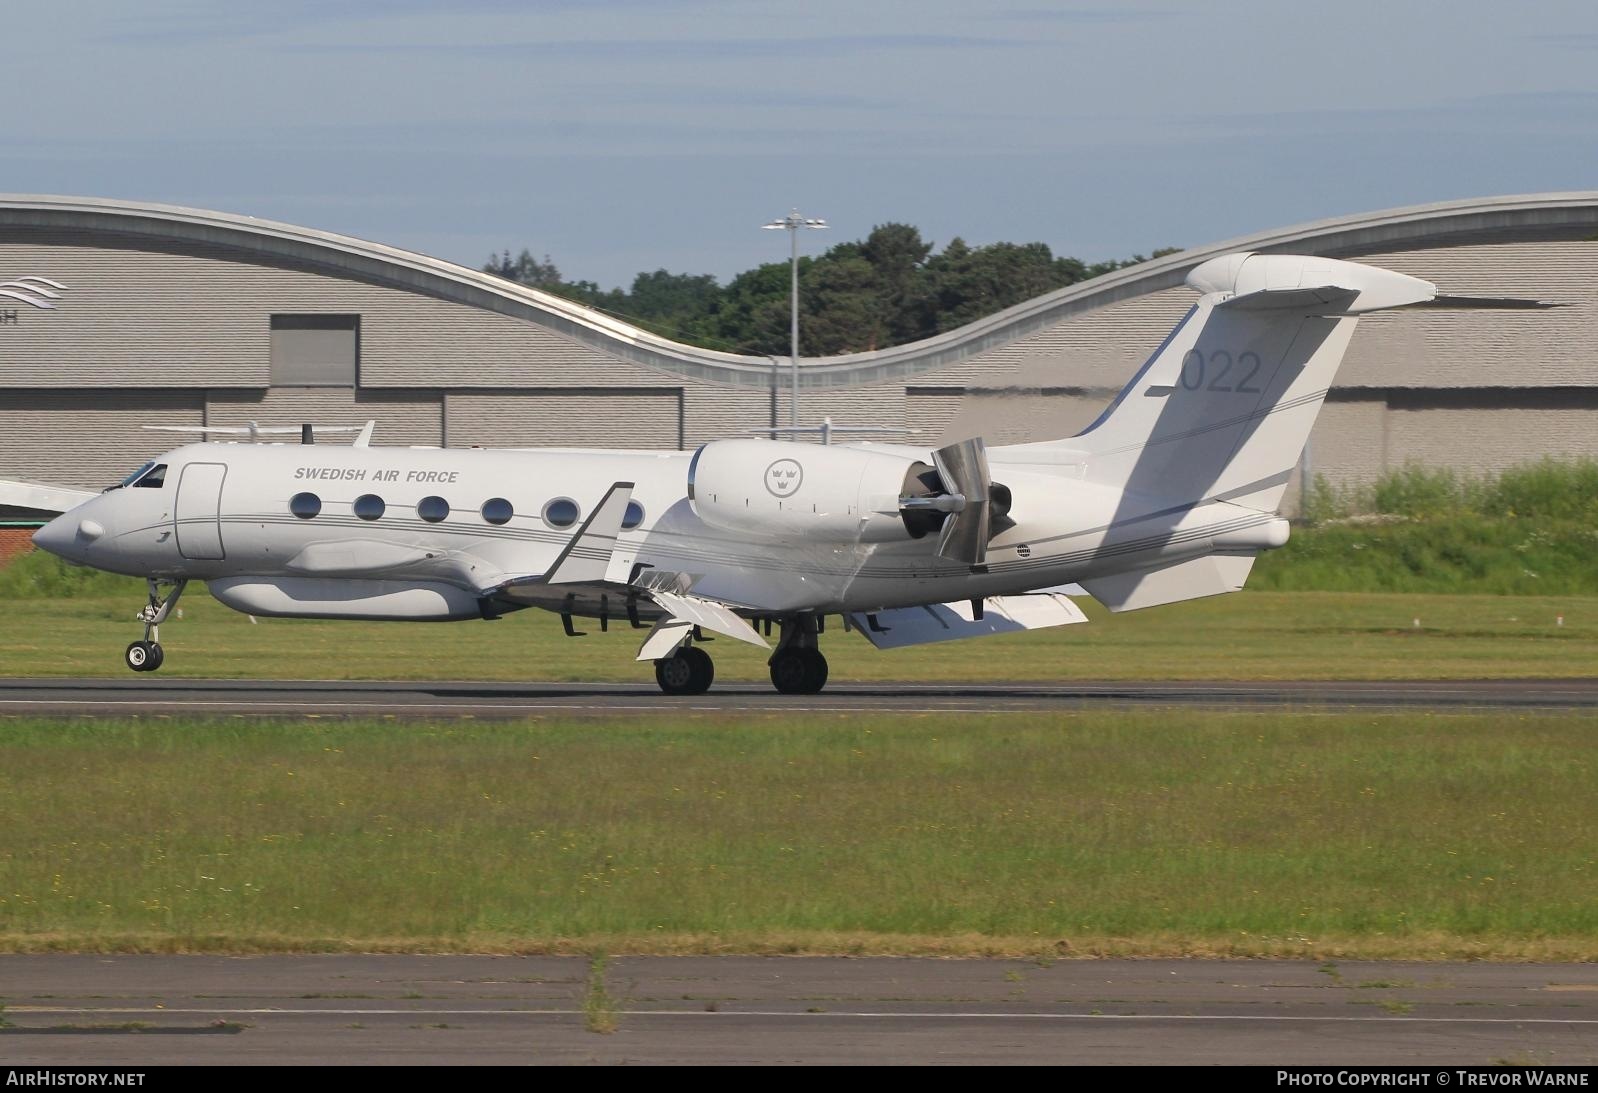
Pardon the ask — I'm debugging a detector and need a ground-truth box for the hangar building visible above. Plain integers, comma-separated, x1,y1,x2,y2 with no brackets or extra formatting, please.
3,191,1596,557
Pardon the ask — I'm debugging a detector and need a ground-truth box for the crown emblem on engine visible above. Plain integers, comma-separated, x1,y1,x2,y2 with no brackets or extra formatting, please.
764,458,804,498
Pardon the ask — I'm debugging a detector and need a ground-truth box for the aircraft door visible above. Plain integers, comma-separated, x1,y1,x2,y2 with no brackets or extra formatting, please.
175,462,227,560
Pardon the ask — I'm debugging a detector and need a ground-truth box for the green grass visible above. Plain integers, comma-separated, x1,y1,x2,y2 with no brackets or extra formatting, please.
0,550,139,600
3,585,1594,682
583,954,619,1035
1261,459,1598,594
1252,519,1598,595
1305,459,1598,525
0,712,1594,959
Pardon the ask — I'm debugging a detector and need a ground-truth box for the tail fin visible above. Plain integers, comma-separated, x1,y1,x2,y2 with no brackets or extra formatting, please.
1065,253,1435,513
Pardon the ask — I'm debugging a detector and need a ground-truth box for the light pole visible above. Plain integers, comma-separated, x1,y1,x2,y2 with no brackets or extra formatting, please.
762,209,827,426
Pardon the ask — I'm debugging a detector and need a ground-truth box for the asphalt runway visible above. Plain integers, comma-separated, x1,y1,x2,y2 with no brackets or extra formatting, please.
2,956,1595,1065
1,676,1597,718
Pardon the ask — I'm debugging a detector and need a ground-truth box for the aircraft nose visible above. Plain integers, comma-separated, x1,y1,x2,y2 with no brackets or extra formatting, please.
32,512,93,560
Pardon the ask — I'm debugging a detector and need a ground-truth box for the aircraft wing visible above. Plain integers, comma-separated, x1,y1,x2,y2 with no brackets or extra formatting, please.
848,592,1089,650
474,478,768,656
0,477,97,518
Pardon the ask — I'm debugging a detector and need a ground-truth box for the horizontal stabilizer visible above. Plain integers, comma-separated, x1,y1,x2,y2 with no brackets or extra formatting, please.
1188,252,1435,313
545,482,635,585
1406,294,1562,310
1214,286,1360,314
647,590,768,648
1080,553,1255,613
848,592,1089,650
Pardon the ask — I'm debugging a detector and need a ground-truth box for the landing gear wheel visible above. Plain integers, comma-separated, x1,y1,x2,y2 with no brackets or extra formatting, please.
125,640,163,673
655,646,714,696
127,578,185,673
769,648,828,695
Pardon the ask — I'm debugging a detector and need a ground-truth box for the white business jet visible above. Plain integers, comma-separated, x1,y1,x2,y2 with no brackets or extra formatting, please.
29,253,1476,695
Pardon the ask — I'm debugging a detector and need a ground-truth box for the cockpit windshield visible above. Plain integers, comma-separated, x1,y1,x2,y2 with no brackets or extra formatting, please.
107,461,166,491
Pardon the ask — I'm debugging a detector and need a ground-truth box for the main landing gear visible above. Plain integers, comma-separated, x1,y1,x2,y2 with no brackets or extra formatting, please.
654,645,714,696
651,615,830,697
767,615,828,695
125,578,186,673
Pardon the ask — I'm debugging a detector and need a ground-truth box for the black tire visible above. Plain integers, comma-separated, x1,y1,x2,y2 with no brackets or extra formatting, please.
125,640,153,672
770,648,828,695
146,642,165,672
655,647,714,696
682,646,714,693
802,648,828,693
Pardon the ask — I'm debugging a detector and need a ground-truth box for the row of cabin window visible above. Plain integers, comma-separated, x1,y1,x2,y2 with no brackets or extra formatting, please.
288,492,645,530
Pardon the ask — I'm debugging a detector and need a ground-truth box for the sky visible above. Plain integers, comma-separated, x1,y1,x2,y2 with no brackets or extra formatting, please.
4,1,1597,289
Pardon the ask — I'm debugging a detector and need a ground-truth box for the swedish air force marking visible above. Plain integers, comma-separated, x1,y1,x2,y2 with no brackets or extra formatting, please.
765,458,803,498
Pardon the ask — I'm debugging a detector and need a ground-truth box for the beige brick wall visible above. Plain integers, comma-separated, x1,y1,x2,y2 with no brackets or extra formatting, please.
207,388,444,447
446,390,683,449
0,389,204,488
0,233,679,391
1384,392,1598,476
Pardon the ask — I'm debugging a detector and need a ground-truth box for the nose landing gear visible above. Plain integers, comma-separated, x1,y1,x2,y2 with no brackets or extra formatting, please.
126,578,186,673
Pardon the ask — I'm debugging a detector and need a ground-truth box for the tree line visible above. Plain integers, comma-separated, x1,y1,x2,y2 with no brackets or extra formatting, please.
484,223,1179,357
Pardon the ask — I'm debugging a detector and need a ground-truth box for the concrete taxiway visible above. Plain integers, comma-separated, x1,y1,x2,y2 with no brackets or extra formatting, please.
1,956,1596,1065
2,676,1597,718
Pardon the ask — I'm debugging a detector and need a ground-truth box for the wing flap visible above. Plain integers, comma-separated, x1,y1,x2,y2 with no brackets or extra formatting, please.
635,619,695,661
848,592,1089,650
647,590,768,648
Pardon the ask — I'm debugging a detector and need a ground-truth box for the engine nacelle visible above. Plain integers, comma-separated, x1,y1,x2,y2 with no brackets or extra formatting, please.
688,438,920,543
209,576,483,621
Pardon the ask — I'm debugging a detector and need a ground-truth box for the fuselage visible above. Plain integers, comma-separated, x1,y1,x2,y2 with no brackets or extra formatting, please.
33,439,1287,621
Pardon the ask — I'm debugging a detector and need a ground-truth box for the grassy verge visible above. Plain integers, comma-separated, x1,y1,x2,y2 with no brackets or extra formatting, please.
1255,459,1598,595
1252,518,1598,595
1,587,1595,682
1,712,1594,959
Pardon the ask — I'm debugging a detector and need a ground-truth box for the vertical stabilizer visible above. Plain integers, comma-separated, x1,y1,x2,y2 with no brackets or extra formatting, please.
1062,253,1434,513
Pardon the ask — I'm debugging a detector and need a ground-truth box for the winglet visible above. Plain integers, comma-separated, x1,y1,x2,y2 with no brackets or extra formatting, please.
545,482,635,585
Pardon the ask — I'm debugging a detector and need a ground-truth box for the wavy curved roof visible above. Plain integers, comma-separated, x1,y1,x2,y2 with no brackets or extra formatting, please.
5,191,1598,390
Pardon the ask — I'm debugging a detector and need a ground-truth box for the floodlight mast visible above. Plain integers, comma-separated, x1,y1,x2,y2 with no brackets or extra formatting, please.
762,210,828,425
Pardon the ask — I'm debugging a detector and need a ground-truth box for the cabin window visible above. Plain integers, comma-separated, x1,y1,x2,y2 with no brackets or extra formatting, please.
481,497,514,525
353,494,385,521
289,492,322,519
132,464,168,489
417,496,449,523
542,498,579,529
622,500,645,530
